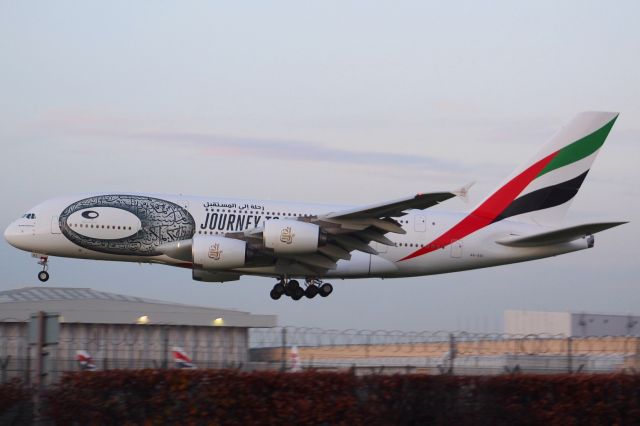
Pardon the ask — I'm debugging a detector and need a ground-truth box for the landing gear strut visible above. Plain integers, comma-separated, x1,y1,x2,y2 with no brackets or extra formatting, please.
37,256,49,282
269,277,332,301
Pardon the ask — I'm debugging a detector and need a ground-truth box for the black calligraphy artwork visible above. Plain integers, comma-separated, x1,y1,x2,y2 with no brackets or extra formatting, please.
59,195,195,256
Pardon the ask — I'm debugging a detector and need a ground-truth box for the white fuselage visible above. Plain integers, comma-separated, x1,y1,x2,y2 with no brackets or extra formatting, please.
4,193,590,281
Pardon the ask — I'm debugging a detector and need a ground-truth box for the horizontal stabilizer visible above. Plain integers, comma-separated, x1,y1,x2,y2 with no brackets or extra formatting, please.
496,222,627,247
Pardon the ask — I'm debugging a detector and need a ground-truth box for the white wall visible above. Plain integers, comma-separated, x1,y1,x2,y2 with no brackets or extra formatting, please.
504,310,571,336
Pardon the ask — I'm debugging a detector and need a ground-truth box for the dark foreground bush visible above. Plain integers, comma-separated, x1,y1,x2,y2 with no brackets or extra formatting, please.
45,370,640,425
0,379,32,425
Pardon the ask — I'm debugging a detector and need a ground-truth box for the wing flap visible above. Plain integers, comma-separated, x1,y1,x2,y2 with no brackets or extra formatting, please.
330,234,379,255
354,229,395,246
319,217,406,234
318,244,352,261
496,222,627,247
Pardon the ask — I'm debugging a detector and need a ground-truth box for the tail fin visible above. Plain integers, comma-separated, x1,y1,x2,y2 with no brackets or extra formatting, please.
172,346,197,369
75,350,96,371
474,111,618,225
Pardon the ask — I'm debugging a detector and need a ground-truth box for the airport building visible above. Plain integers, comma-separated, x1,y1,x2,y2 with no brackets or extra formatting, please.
0,287,276,381
504,310,640,337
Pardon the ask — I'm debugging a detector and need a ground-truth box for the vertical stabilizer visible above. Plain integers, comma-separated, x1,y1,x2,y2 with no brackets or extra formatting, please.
475,111,618,225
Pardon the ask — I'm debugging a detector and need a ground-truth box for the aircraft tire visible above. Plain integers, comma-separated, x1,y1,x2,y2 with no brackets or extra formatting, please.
38,271,49,282
285,280,300,297
291,286,304,300
304,286,318,298
319,283,333,297
269,289,281,300
273,283,285,294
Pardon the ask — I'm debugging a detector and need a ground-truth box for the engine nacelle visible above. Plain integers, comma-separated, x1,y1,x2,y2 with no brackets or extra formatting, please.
263,219,322,254
192,235,247,270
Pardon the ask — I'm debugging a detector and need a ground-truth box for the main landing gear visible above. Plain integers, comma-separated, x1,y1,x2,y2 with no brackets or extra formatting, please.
269,278,333,301
37,256,50,282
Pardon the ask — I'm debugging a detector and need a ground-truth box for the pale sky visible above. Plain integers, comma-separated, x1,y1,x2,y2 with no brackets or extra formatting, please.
1,1,638,332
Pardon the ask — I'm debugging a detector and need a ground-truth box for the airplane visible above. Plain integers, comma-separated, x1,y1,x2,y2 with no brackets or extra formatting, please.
75,350,97,371
172,347,196,369
4,112,627,301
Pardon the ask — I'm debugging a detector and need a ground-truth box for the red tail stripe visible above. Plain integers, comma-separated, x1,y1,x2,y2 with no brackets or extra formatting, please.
173,351,192,363
399,151,558,262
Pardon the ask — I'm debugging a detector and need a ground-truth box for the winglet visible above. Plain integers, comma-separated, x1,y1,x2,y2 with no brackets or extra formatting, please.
452,181,475,203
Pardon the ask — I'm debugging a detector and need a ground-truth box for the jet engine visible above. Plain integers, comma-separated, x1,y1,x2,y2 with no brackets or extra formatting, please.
263,219,325,254
192,235,247,270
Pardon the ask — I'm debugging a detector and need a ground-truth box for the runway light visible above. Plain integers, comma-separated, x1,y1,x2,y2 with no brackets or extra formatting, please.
137,315,149,325
212,317,224,326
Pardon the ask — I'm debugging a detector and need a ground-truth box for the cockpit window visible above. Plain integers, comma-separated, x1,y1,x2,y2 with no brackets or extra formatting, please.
23,213,36,219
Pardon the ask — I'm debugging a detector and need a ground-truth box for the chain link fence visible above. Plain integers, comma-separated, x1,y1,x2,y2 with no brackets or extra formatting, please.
2,326,640,384
249,327,640,375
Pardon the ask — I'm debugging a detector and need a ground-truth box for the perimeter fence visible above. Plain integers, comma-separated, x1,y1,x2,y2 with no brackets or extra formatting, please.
1,326,640,384
249,327,640,375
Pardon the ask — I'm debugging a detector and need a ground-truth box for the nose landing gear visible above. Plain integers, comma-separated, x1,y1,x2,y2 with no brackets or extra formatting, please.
37,256,49,282
269,277,332,301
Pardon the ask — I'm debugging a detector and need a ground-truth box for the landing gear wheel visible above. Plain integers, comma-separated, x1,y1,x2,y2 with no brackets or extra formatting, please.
269,289,282,300
273,283,285,294
319,283,333,297
304,285,318,299
285,280,300,297
291,286,305,301
36,256,49,283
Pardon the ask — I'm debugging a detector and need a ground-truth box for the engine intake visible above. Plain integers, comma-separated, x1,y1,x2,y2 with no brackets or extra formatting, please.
263,219,324,254
192,235,247,270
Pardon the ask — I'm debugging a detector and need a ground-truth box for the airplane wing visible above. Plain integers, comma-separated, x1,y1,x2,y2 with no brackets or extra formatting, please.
160,190,459,275
496,222,627,248
323,192,457,220
237,190,458,273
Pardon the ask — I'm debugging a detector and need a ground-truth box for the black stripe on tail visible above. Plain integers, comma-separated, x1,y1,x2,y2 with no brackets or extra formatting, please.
493,170,589,223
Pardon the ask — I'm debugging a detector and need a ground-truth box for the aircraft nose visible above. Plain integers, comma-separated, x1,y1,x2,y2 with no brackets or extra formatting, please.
4,222,17,246
4,222,27,250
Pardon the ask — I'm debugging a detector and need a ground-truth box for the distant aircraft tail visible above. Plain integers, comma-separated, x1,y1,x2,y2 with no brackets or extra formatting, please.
473,111,619,225
172,346,196,369
75,350,96,371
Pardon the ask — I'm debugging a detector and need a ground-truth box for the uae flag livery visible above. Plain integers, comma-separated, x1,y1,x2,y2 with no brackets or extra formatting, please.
401,112,618,262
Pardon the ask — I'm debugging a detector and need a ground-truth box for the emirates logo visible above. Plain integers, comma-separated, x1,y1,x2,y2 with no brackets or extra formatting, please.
280,227,295,244
208,243,222,260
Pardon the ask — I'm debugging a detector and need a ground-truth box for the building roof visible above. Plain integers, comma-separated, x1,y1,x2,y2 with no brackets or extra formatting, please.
0,287,276,328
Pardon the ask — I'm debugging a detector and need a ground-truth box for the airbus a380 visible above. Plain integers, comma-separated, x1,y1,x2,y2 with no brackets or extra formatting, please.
4,112,627,300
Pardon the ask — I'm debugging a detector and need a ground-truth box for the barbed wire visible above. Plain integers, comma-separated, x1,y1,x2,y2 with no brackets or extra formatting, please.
248,327,640,357
1,326,639,362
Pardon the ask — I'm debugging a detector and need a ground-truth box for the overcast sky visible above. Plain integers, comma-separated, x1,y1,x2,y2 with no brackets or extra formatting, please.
1,1,638,332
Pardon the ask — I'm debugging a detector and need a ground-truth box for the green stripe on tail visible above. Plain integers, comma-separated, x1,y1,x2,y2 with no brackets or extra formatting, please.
537,116,618,178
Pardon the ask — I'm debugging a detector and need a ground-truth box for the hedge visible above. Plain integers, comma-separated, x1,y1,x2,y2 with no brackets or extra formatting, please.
0,379,32,425
44,371,640,425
